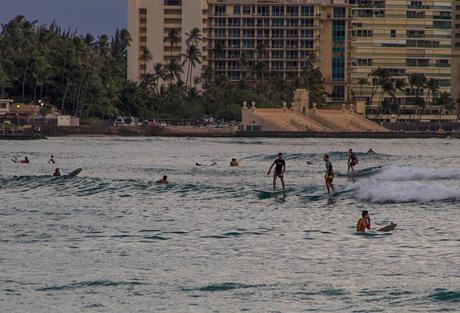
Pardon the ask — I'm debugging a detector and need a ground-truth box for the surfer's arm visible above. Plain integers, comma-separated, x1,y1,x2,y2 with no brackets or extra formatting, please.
267,162,274,174
367,218,371,230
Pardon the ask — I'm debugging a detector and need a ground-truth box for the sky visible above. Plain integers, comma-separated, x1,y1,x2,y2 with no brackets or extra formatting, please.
0,0,127,36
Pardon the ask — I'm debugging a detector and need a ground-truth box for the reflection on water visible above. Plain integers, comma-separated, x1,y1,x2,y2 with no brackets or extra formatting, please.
0,137,459,312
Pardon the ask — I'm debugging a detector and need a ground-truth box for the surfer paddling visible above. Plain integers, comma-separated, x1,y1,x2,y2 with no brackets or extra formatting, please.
347,149,359,173
357,210,371,232
267,153,286,189
156,175,169,184
323,154,335,194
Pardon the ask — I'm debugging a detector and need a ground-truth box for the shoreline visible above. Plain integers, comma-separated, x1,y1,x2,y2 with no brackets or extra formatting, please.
2,129,460,140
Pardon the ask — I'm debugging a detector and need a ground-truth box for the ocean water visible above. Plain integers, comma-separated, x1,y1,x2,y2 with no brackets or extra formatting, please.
0,137,459,313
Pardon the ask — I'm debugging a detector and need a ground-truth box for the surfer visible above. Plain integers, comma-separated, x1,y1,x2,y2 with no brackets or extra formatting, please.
156,175,169,184
230,158,239,167
347,149,359,173
367,149,375,154
53,168,61,177
357,210,371,232
49,155,56,165
267,153,285,189
323,154,335,194
20,156,30,164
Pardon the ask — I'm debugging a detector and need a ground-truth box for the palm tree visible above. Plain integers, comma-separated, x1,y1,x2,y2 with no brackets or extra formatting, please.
182,29,202,89
420,78,438,121
166,28,180,61
436,92,454,130
165,58,183,84
368,67,390,113
0,65,10,98
407,73,426,120
139,47,152,78
182,44,201,88
185,28,201,48
394,79,406,121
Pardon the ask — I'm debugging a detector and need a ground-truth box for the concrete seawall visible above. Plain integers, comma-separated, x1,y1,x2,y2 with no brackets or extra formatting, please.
36,126,460,139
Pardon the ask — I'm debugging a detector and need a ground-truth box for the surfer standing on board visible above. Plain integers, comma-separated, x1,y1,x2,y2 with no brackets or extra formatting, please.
357,210,371,232
324,154,335,194
267,153,285,189
347,149,359,173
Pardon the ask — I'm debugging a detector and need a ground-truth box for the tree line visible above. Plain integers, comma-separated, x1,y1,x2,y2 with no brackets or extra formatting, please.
0,17,324,121
358,68,457,122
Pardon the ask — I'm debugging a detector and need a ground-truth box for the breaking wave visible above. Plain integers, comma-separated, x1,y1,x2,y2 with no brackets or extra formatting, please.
372,165,460,181
354,180,460,203
350,165,460,203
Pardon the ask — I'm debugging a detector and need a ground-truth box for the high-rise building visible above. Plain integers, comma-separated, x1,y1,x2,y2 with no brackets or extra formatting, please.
350,0,454,108
128,0,458,108
127,0,208,81
206,0,351,101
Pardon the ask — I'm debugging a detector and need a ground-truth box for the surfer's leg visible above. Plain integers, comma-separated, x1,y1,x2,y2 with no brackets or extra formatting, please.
272,175,276,189
280,176,285,189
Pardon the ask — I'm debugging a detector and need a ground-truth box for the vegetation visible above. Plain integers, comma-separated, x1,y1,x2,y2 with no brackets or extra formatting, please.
0,17,325,121
362,68,456,122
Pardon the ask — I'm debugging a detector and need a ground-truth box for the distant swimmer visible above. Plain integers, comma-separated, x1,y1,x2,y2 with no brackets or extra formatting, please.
53,168,61,177
267,153,286,189
19,156,30,164
307,161,313,165
49,155,56,165
323,154,335,194
357,210,371,232
230,158,239,167
347,149,359,174
156,175,169,184
367,149,376,154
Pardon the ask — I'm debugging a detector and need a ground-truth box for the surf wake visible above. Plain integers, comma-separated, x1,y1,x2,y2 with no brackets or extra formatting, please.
353,180,460,203
371,165,460,181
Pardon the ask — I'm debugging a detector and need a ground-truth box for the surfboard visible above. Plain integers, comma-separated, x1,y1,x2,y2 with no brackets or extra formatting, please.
66,168,82,177
254,189,287,198
254,189,287,195
377,223,397,232
301,188,349,200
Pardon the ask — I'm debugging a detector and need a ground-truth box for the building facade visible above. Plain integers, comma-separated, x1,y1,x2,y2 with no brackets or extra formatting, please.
127,0,208,81
350,0,454,108
128,0,458,107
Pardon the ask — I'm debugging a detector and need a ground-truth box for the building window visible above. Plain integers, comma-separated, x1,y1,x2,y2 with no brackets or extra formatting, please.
301,6,314,17
233,5,240,15
243,6,251,15
214,5,226,16
333,7,346,18
286,6,299,17
391,30,396,37
406,59,429,67
164,0,181,5
257,6,269,16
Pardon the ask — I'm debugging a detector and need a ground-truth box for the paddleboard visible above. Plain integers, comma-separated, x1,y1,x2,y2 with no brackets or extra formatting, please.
377,223,397,232
66,168,82,177
254,189,286,194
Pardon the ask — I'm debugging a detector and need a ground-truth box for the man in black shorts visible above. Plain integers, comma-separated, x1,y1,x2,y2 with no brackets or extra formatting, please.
347,148,359,173
267,153,286,189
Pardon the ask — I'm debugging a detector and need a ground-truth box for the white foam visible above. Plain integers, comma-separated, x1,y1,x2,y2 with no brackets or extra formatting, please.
372,165,460,181
354,180,460,203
